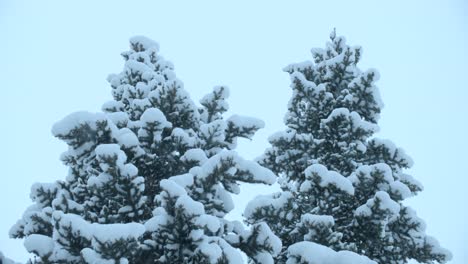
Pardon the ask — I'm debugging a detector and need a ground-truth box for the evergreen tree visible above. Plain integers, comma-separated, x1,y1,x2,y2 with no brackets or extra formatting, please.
10,36,280,263
245,30,451,264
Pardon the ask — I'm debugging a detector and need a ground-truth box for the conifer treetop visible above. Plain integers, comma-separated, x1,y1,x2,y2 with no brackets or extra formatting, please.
10,36,280,264
246,30,451,264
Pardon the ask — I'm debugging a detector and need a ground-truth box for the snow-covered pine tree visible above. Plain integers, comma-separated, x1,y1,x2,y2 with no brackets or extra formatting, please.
245,30,451,264
10,36,280,264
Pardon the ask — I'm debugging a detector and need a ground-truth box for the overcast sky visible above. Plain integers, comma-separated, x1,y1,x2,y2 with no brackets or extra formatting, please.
1,0,467,263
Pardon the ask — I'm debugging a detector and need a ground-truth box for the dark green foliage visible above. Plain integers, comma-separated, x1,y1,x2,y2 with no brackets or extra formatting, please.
245,30,451,263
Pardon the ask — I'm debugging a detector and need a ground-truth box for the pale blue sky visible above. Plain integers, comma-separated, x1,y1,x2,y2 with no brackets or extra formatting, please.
1,1,467,263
